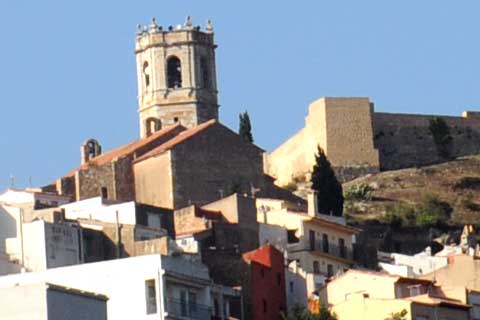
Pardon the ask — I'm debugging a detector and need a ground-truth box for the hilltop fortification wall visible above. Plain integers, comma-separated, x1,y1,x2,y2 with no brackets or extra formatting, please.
267,97,480,186
373,111,480,170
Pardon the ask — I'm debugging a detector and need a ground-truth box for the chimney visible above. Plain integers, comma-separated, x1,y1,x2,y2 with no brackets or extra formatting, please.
308,192,318,217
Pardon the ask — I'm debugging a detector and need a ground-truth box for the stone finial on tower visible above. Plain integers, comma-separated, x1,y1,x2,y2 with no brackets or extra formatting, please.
149,17,158,33
206,19,214,33
185,16,193,29
136,24,143,36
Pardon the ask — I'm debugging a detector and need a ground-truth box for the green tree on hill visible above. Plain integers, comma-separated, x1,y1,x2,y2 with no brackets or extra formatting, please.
310,146,344,216
239,111,254,143
428,117,452,159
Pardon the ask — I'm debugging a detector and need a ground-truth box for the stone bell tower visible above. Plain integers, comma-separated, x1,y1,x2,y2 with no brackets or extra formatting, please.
135,16,219,137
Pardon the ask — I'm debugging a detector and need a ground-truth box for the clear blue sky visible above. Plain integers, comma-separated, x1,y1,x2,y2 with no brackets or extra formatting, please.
0,1,479,190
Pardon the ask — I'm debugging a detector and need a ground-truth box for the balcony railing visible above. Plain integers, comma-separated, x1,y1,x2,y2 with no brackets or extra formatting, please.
165,298,212,319
291,240,354,261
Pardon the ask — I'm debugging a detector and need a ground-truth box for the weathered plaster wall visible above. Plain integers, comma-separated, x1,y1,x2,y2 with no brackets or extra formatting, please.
134,151,174,209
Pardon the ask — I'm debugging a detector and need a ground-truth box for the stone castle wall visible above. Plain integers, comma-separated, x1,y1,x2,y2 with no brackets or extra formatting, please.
267,97,480,185
373,111,480,170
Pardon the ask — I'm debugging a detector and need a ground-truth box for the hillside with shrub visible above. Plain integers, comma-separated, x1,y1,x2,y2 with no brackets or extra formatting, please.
343,155,480,227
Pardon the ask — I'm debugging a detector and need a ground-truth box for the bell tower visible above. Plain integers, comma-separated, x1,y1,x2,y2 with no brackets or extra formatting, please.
135,17,219,137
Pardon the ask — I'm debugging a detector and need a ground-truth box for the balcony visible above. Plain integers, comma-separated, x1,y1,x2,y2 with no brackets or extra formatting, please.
290,240,354,262
165,297,212,319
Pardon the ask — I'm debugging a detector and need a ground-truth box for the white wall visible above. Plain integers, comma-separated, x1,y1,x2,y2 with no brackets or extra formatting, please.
0,205,21,254
61,197,138,225
0,283,48,320
0,254,217,320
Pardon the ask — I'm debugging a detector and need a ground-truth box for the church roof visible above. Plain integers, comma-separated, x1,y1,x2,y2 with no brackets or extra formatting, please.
134,119,265,164
64,124,185,177
134,119,217,163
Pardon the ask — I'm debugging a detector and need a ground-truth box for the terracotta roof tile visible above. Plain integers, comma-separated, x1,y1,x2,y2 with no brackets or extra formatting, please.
243,244,278,268
134,119,217,163
64,124,185,177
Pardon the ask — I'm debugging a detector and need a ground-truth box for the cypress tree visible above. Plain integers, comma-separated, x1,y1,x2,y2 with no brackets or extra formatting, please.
310,146,344,216
239,111,254,143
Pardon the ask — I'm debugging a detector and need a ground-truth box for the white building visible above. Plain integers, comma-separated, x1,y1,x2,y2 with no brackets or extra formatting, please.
0,282,107,320
0,254,240,320
378,247,449,277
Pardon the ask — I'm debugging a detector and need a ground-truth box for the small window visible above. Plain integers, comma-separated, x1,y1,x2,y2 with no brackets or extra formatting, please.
174,117,179,123
260,268,265,278
145,118,161,137
143,61,150,88
322,234,329,253
200,57,210,89
188,291,197,314
145,279,157,314
277,273,282,286
100,187,108,199
313,261,320,274
327,264,334,277
262,299,267,313
180,290,187,316
167,56,182,88
289,281,294,293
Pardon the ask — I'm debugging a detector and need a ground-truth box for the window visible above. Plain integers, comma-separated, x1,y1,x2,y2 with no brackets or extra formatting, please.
277,273,282,286
147,212,161,228
287,229,300,244
322,234,329,253
289,281,294,293
309,230,316,251
174,117,179,123
143,61,150,88
339,238,346,258
188,291,197,315
260,268,265,278
180,290,188,316
408,285,421,297
327,264,334,277
100,187,108,199
167,56,182,88
200,57,210,89
145,118,161,137
262,299,267,313
145,279,157,314
313,261,320,274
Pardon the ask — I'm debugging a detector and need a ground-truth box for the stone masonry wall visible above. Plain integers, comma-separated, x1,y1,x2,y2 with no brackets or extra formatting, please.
171,124,265,209
373,112,480,170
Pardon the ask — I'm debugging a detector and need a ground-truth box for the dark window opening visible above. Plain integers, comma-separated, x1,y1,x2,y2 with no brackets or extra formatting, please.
143,61,150,88
322,234,329,253
260,268,265,278
174,117,179,123
262,299,267,313
313,261,320,274
200,57,210,89
145,279,157,314
327,264,334,277
277,273,282,286
287,230,299,244
309,230,316,251
167,56,182,88
145,118,161,137
101,187,108,199
339,238,346,258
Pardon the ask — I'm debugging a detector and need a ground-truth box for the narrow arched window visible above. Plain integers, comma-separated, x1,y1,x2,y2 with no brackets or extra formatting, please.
145,118,161,137
200,57,210,89
143,61,150,88
167,56,182,89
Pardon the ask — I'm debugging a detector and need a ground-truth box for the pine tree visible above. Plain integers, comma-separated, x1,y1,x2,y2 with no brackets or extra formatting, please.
310,146,344,216
239,111,254,143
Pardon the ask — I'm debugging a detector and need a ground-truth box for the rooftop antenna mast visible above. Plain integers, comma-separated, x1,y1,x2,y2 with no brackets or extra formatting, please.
9,174,15,188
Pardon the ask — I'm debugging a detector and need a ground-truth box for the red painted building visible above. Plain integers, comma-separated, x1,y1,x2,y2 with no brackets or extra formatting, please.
243,244,287,320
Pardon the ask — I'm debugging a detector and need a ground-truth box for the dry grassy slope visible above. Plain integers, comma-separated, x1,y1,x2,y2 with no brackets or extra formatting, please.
343,155,480,225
